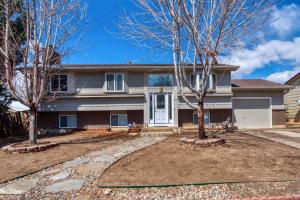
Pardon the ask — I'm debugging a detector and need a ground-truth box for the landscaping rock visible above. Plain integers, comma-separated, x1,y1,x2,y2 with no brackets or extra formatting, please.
64,158,90,168
94,154,115,163
75,194,91,200
0,179,38,195
49,170,71,181
45,179,85,193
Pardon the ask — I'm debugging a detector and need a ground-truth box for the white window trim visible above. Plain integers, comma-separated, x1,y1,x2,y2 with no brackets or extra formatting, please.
193,111,210,125
148,73,174,88
59,115,77,128
105,73,125,92
50,74,69,93
110,113,128,127
189,73,217,90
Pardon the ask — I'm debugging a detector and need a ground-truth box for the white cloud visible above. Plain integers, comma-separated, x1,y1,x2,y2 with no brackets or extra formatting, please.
266,68,299,83
270,4,300,37
220,37,300,79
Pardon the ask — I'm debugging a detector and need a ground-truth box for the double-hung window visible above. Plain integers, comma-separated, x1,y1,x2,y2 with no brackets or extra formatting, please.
111,114,128,126
59,115,77,128
190,73,216,90
51,75,68,92
106,73,124,92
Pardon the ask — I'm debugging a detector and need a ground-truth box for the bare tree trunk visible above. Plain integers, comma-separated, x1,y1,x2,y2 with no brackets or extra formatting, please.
29,110,37,144
198,101,205,139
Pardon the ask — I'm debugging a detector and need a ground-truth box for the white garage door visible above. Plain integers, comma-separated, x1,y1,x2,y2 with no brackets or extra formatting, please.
232,98,271,129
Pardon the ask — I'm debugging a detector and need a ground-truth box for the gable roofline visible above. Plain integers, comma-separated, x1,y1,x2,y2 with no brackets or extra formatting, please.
56,63,239,71
285,72,300,85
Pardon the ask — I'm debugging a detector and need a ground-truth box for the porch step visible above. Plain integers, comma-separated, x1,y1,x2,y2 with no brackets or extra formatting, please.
286,124,300,128
141,127,177,133
140,131,174,136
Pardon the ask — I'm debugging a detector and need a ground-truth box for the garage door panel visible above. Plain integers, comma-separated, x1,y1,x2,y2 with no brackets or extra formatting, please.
233,99,271,129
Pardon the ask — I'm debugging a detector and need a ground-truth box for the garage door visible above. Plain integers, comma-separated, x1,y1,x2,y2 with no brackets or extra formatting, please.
232,98,271,129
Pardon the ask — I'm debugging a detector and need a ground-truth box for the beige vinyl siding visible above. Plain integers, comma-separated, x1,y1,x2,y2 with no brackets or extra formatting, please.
39,97,145,111
178,96,232,109
183,71,231,94
127,72,145,94
233,90,284,109
75,72,104,94
284,86,300,121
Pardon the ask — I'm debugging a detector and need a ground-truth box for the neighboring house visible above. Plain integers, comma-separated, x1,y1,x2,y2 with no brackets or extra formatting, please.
284,73,300,126
37,64,290,131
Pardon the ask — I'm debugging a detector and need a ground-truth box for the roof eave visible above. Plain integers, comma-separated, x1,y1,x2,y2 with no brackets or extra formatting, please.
232,87,291,91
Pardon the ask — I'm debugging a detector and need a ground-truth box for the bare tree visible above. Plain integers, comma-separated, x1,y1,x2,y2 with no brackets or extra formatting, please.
119,0,274,139
0,0,86,144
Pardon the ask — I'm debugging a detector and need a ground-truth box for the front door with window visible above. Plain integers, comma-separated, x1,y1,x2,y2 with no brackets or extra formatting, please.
155,94,168,123
149,93,173,125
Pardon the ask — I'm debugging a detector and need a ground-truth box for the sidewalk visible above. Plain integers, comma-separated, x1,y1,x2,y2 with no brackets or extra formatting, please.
245,129,300,149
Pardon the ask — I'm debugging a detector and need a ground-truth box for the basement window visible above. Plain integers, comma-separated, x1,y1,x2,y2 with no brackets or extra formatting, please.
111,114,128,126
193,112,210,125
59,115,77,128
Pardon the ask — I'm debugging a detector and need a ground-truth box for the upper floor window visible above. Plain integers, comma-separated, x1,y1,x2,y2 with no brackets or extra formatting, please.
51,75,68,92
106,73,124,91
190,73,216,90
148,74,173,87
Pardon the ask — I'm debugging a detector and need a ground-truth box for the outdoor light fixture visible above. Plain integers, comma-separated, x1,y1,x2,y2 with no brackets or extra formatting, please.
297,99,300,106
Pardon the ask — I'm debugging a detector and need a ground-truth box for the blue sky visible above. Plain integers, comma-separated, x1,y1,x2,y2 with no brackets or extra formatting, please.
64,0,300,83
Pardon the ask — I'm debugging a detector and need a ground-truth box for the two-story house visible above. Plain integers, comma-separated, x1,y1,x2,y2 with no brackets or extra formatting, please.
37,64,289,131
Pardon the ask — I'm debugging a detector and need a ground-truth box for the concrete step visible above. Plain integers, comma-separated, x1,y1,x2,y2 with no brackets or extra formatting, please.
286,124,300,128
140,131,174,136
141,127,177,133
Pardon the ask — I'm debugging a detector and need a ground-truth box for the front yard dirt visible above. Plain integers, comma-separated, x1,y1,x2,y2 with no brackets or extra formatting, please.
0,131,133,183
99,133,300,186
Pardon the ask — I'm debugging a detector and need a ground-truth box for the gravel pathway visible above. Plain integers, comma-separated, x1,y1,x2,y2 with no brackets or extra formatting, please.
0,136,166,199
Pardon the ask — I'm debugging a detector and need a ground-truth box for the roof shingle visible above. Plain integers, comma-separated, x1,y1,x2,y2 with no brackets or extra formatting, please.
231,79,291,89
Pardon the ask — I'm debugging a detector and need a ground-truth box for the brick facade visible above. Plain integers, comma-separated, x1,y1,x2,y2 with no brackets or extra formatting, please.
37,112,59,129
77,111,110,129
210,109,232,123
38,110,144,130
178,109,193,127
127,110,144,125
272,109,286,125
178,109,232,127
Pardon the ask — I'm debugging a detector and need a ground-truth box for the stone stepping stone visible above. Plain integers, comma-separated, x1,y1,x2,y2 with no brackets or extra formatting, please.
0,179,38,195
45,179,85,193
49,170,71,181
39,168,62,176
94,154,115,163
64,158,90,168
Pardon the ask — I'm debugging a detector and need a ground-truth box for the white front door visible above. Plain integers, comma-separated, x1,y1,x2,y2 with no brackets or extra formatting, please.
149,93,173,125
155,94,168,124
